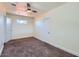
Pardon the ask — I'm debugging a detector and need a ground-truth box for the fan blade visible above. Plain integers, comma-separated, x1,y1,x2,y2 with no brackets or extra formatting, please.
27,8,31,10
11,3,16,6
32,10,37,13
27,3,31,7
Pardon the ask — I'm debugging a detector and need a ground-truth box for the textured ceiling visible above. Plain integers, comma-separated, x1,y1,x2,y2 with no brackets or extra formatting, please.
0,2,66,17
29,2,66,13
6,2,66,13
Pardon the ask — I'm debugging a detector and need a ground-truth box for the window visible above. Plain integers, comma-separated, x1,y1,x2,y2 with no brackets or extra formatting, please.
16,19,27,24
7,17,11,24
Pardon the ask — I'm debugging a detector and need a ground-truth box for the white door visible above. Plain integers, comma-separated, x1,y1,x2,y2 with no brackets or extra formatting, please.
42,17,51,40
35,17,51,41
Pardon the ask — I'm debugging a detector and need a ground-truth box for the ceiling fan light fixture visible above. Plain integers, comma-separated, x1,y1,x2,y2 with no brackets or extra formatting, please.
27,10,31,12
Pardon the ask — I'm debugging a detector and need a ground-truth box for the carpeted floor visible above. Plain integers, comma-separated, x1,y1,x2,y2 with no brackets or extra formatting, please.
1,37,76,57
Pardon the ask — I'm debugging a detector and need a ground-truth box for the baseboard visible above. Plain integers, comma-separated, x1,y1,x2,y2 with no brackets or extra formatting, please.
12,36,34,40
4,34,34,43
34,36,79,57
48,42,79,57
0,44,4,56
12,33,33,39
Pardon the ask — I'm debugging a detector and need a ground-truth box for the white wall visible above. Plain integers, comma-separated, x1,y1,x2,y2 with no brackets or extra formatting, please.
0,12,5,55
7,14,35,39
34,2,79,56
0,3,7,55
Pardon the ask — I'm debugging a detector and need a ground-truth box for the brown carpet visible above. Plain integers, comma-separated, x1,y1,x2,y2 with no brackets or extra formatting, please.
1,37,76,57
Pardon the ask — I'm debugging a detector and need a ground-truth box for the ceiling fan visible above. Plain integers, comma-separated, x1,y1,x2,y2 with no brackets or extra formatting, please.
11,2,38,13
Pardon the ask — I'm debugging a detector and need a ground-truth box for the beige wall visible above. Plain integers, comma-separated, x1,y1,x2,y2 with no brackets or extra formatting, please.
34,2,79,56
